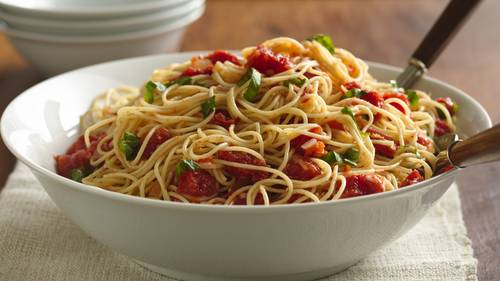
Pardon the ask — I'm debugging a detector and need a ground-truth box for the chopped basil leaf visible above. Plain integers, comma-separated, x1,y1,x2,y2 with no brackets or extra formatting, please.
405,90,419,107
69,168,85,182
201,96,216,117
341,107,355,119
343,147,359,166
238,68,262,102
342,88,367,99
118,132,140,161
176,159,199,178
307,34,335,54
144,81,166,104
165,76,193,88
322,151,343,165
284,78,306,87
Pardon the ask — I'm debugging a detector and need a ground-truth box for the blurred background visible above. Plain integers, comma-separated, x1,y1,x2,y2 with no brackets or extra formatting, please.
0,0,499,280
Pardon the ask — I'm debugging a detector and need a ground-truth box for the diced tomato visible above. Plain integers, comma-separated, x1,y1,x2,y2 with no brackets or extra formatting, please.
182,56,214,76
283,155,321,181
142,128,171,159
55,150,92,178
435,119,451,136
211,109,236,129
360,91,384,108
55,134,104,178
206,50,241,66
340,174,384,198
373,144,396,158
66,135,100,154
436,164,454,175
342,81,361,91
233,193,264,205
197,157,213,165
177,170,218,202
182,66,213,77
417,133,430,147
370,131,396,158
368,128,393,141
436,97,457,116
383,92,409,114
246,45,292,76
417,133,433,150
400,170,424,187
217,151,269,183
289,127,325,157
328,120,344,130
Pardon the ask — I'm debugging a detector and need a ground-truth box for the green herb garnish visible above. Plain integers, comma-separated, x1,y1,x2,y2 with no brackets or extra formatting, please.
144,81,166,104
390,80,398,89
118,132,140,161
341,107,355,119
238,68,262,102
201,96,216,117
343,148,359,167
176,159,199,178
342,88,367,99
283,78,306,87
307,34,335,54
322,151,343,165
405,90,419,107
69,168,85,182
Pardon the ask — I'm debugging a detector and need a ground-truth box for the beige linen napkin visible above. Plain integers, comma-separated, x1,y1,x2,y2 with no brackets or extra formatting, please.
0,163,477,281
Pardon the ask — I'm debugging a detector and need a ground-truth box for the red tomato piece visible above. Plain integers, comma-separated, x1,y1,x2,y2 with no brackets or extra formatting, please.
142,128,171,159
177,170,218,202
289,127,325,157
233,193,265,205
217,151,269,183
206,50,241,66
436,164,454,175
246,45,292,76
55,134,104,178
182,66,213,77
383,92,409,113
340,174,384,198
373,144,396,158
435,119,451,136
360,91,384,108
436,97,457,116
400,169,424,187
66,135,100,154
343,81,361,91
283,155,321,181
211,109,236,129
328,120,344,130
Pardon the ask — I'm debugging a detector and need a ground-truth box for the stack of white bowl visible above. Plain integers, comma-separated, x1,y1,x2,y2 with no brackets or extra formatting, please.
0,0,205,76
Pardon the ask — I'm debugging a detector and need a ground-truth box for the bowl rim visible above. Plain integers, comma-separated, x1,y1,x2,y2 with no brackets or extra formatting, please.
0,0,203,29
0,0,192,16
5,6,204,43
0,54,492,213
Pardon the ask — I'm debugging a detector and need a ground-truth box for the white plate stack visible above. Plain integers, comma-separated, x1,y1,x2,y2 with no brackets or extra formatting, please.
0,0,205,76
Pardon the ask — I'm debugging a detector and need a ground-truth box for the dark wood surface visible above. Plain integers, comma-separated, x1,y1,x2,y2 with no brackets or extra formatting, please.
0,0,499,280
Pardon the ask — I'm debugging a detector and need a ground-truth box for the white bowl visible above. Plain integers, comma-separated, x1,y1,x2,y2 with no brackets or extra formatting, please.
4,8,203,76
0,54,491,281
0,0,204,36
0,0,191,20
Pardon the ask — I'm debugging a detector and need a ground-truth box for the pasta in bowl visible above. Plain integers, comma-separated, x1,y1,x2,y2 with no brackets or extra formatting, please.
55,36,458,205
1,36,490,280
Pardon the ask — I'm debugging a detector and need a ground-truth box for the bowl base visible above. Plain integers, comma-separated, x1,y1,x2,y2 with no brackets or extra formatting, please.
134,259,358,281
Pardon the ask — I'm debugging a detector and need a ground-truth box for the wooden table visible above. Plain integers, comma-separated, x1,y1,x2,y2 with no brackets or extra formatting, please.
0,0,498,279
